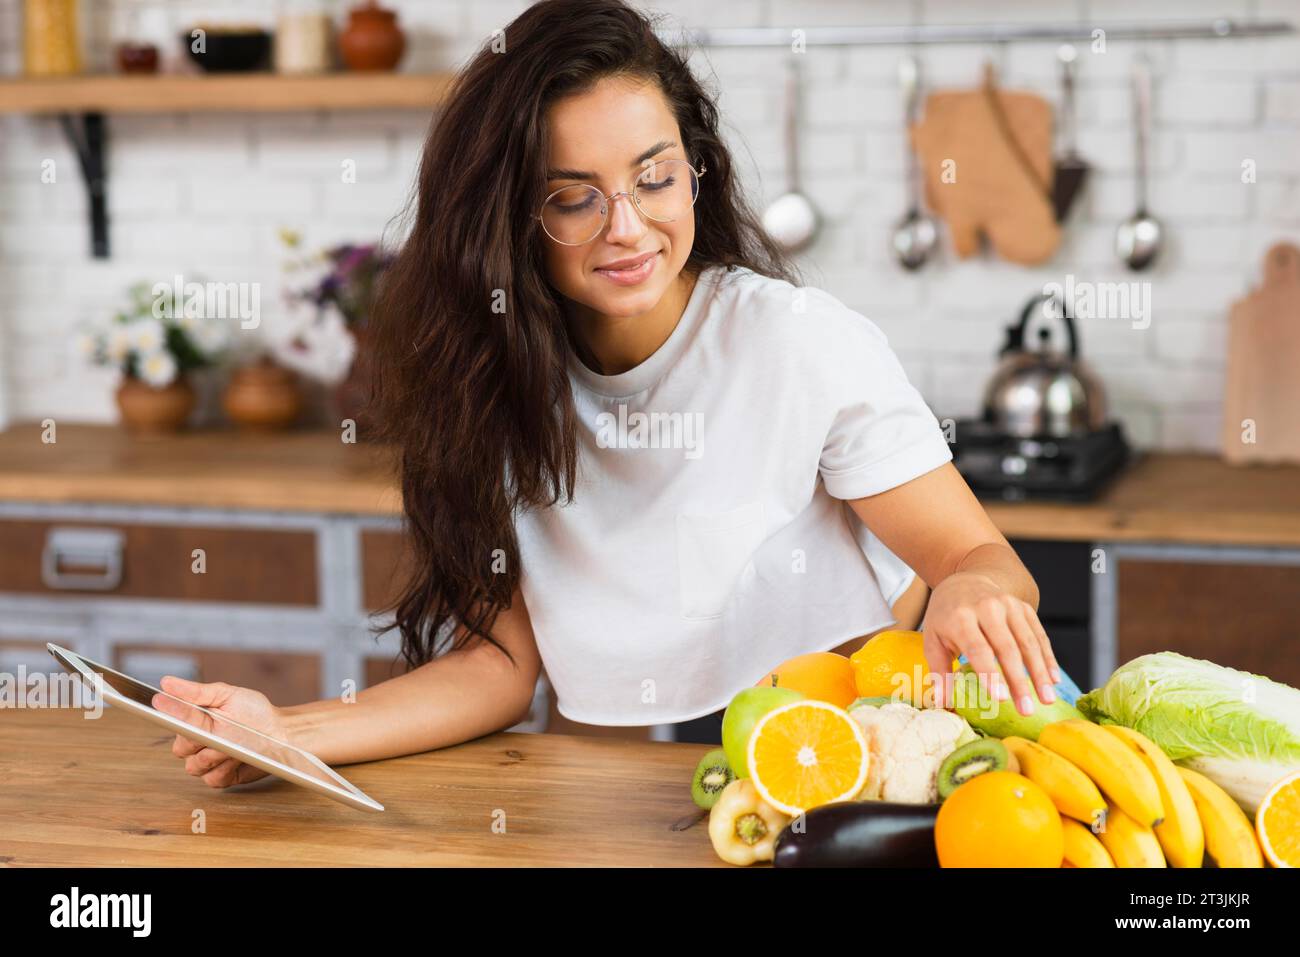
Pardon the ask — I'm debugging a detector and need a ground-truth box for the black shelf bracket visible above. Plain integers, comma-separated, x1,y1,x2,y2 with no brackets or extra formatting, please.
58,112,109,258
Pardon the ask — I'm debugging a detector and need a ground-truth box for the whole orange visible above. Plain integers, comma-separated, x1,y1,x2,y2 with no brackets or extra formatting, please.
935,771,1065,868
756,652,857,709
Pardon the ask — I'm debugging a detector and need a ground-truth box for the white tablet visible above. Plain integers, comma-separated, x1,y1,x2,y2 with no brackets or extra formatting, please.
47,643,384,813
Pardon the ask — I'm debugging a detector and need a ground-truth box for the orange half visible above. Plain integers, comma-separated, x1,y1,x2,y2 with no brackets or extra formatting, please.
1257,770,1300,868
746,699,869,816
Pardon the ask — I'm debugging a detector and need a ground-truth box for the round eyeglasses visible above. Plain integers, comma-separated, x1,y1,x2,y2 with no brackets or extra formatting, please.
537,159,706,246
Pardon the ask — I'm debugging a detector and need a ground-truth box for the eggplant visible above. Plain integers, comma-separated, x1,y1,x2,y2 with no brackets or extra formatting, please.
773,801,941,868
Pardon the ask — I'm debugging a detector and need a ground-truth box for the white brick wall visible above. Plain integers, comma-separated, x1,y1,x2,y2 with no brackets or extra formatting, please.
1,0,1298,452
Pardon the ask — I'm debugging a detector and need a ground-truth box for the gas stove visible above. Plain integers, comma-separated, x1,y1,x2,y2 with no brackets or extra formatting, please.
949,418,1131,502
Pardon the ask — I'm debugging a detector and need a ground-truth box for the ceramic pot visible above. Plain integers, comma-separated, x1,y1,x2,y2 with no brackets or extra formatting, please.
116,375,195,435
222,358,303,431
338,1,404,72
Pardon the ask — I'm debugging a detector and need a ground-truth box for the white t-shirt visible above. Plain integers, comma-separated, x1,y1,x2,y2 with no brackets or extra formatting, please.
515,264,953,725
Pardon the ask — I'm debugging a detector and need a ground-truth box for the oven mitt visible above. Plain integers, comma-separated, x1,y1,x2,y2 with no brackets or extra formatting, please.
910,84,1061,265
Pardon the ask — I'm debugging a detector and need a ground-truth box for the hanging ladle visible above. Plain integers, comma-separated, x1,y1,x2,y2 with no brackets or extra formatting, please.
1116,53,1163,271
891,54,938,270
762,55,819,253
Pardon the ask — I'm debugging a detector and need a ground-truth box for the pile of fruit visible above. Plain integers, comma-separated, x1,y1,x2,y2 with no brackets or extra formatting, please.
691,632,1300,868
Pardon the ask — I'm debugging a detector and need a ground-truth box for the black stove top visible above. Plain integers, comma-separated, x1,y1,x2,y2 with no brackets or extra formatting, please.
949,419,1131,502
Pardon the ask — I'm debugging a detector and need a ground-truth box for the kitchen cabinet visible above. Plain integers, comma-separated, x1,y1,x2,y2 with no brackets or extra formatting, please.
0,502,408,713
0,502,555,733
1114,553,1300,687
0,518,318,605
1082,542,1300,689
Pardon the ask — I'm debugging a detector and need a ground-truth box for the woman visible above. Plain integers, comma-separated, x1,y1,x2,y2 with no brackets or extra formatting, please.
160,0,1060,787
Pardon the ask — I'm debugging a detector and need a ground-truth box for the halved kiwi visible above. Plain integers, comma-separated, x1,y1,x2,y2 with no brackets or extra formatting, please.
691,748,736,810
936,738,1010,801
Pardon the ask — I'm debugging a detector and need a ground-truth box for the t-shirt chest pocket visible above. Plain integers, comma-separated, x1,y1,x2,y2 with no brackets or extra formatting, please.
675,502,767,620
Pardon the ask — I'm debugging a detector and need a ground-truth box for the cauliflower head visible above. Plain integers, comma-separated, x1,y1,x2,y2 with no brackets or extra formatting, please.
850,702,977,803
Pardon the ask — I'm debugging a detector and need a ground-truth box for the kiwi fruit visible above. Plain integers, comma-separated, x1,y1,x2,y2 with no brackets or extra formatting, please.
936,738,1010,801
691,748,736,810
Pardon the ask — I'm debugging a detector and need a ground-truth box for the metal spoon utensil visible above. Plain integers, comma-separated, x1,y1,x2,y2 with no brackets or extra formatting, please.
891,54,938,270
762,55,819,253
1116,53,1163,271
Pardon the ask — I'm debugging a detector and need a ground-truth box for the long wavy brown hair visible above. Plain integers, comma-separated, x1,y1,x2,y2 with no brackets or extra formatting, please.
368,0,798,669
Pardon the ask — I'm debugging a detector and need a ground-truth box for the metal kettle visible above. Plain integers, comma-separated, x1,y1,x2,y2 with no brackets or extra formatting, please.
982,292,1107,439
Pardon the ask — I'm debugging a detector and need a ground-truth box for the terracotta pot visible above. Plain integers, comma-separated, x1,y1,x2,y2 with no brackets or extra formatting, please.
115,375,196,435
338,1,404,72
222,358,303,431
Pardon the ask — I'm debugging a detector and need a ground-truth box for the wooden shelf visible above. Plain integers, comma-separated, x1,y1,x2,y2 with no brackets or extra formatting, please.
0,72,453,114
0,72,451,256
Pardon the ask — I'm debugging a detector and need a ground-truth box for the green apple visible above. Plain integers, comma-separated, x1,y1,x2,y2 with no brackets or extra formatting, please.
721,686,805,778
950,665,1083,741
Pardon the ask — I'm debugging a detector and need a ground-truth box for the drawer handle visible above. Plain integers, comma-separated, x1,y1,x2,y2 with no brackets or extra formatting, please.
41,528,125,591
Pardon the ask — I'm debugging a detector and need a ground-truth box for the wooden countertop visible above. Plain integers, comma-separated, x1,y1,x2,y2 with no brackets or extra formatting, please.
981,450,1300,547
0,423,401,516
1,423,1298,546
0,707,722,867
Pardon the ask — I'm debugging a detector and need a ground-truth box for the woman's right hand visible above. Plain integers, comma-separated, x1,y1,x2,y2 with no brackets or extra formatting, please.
154,676,291,789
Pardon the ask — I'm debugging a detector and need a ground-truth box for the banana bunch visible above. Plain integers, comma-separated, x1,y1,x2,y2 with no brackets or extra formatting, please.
1005,719,1263,868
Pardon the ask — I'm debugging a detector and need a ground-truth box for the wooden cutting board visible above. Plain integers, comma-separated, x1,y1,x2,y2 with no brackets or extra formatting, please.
910,68,1061,265
1222,242,1300,465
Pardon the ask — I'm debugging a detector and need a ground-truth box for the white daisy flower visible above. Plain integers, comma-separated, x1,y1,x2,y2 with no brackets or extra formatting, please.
138,350,177,388
129,317,166,354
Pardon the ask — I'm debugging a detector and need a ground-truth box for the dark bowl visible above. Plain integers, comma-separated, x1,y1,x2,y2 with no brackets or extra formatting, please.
183,28,271,73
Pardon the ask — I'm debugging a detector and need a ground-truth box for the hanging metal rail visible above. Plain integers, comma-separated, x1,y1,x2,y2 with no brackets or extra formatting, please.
679,19,1294,48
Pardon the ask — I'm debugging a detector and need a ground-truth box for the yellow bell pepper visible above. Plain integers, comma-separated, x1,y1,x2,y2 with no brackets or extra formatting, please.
707,779,791,866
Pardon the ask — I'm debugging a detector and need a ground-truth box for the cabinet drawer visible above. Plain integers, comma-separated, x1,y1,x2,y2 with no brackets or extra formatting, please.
360,528,411,613
1118,559,1300,687
114,643,322,707
0,519,318,606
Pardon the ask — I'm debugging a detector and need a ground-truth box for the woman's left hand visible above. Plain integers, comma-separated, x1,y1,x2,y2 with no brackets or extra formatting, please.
921,571,1061,716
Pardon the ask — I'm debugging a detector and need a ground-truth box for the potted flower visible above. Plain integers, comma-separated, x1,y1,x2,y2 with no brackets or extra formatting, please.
77,281,228,434
275,229,393,427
